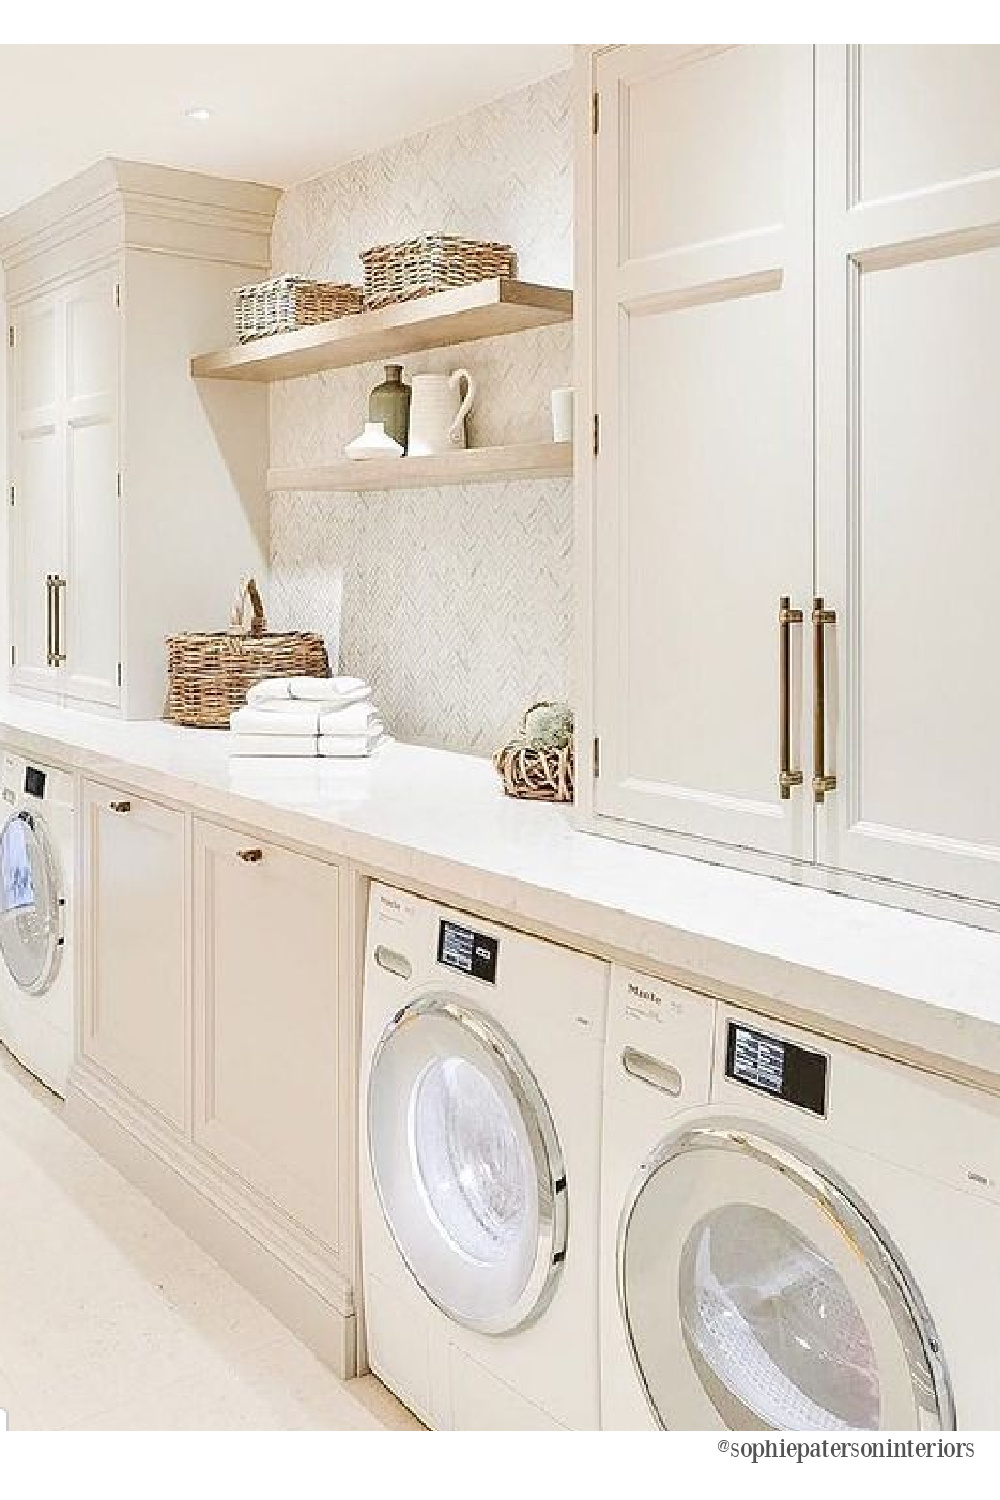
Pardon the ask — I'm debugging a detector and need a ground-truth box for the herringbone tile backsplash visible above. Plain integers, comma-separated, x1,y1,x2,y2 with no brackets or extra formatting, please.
269,70,574,757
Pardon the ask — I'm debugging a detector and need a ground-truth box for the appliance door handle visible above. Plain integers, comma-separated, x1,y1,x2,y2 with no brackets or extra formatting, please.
622,1047,683,1098
778,596,803,799
812,596,837,803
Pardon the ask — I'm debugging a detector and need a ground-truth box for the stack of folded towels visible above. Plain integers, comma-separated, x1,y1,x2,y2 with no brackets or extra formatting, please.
229,676,386,758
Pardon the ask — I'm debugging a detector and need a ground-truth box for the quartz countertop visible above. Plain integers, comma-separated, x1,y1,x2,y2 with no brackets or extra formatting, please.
2,694,999,1088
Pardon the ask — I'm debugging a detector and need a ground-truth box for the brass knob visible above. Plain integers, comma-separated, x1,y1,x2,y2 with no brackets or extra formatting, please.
109,800,132,814
237,848,263,863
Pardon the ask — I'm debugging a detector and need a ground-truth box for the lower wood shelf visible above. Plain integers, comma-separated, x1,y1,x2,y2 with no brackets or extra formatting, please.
266,441,572,493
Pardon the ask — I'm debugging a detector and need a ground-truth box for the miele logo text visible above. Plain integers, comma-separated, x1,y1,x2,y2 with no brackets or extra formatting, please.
380,896,402,913
628,981,662,1006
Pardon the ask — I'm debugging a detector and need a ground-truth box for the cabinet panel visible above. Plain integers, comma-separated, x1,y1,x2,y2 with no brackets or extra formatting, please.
9,294,63,694
817,45,1000,904
82,783,187,1127
859,45,1000,204
62,269,120,708
194,821,341,1249
592,45,815,859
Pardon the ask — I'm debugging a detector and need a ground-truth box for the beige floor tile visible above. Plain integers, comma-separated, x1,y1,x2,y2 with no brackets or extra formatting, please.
0,1047,418,1433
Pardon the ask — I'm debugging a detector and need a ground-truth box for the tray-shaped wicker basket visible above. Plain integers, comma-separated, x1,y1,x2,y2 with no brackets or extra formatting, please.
234,275,364,342
360,234,516,310
493,702,574,804
165,580,329,728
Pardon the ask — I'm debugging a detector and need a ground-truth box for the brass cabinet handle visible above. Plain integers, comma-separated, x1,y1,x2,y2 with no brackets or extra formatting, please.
237,848,263,863
45,575,55,666
812,597,837,803
109,800,132,814
778,596,803,799
52,575,67,665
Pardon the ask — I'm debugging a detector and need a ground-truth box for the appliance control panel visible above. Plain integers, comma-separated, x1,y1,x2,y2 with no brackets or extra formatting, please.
437,919,498,984
725,1020,828,1117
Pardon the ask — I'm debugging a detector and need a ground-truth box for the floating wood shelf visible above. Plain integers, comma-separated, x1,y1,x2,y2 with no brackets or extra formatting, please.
191,279,573,382
266,441,573,493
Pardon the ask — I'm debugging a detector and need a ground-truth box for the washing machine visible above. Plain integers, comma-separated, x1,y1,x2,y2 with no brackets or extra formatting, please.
0,752,75,1096
601,966,1000,1431
360,883,608,1430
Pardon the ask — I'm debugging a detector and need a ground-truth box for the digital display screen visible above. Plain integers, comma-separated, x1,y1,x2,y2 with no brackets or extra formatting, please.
437,920,498,984
24,766,46,800
731,1026,785,1094
725,1021,828,1116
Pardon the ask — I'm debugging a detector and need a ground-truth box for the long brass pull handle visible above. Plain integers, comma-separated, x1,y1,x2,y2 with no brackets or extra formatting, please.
109,800,132,814
778,596,803,799
237,848,263,863
52,576,67,665
812,597,837,803
45,575,55,666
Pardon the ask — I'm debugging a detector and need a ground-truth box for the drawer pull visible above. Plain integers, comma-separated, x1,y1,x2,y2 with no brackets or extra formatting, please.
237,848,264,863
622,1047,683,1097
109,799,132,814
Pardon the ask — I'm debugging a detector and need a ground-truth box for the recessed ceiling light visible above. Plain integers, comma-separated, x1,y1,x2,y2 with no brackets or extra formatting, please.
184,107,213,122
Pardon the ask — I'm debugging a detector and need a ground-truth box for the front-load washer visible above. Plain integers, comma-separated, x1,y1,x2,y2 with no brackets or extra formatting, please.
360,882,608,1430
0,752,75,1095
601,966,1000,1431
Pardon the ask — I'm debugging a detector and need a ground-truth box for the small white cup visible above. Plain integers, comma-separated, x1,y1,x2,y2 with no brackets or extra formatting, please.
551,387,574,444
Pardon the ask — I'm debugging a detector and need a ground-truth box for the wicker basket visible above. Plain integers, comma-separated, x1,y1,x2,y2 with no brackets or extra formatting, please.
165,580,329,728
493,703,574,804
360,235,516,310
234,275,364,342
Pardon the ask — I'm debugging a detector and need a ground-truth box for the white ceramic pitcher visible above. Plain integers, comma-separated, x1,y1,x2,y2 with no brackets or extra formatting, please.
408,369,476,455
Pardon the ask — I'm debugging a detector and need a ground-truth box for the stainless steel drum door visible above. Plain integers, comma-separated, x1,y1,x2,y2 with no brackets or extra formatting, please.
367,996,567,1335
0,810,64,996
619,1124,954,1431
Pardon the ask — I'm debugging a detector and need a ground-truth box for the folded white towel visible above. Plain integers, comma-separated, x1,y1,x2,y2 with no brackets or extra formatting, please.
246,675,371,708
231,706,321,736
318,730,385,758
245,678,294,705
317,702,383,736
229,734,319,758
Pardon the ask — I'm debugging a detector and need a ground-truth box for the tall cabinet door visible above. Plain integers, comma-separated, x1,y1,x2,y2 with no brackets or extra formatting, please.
9,292,64,696
816,47,1000,905
61,268,121,709
591,46,815,860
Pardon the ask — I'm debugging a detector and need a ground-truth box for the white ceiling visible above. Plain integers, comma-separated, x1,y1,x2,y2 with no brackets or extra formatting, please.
0,44,571,217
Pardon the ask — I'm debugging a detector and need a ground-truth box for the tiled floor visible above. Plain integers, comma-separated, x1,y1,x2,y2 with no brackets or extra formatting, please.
0,1047,421,1431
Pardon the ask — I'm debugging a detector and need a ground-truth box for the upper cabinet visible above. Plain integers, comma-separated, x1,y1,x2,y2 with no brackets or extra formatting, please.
2,160,278,718
577,45,1000,923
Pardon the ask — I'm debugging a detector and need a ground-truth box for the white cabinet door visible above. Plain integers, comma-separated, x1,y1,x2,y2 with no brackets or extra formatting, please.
816,46,1000,905
62,269,121,709
591,45,815,860
9,292,63,696
81,783,187,1128
193,821,343,1251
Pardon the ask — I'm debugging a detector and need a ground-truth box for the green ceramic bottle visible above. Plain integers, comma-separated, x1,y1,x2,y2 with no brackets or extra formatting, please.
368,363,412,452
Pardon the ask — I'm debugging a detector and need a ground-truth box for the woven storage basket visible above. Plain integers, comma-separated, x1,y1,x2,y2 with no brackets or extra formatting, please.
360,234,516,310
165,580,329,728
234,275,364,342
493,703,574,804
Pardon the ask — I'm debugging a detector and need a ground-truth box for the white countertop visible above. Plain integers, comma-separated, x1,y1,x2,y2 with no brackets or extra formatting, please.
2,694,999,1087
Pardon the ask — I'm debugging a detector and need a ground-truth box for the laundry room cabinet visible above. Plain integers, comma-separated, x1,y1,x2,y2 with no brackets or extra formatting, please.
2,159,276,717
192,819,347,1253
80,780,188,1129
576,43,1000,922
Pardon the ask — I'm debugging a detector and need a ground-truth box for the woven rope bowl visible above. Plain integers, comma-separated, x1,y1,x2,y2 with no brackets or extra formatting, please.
493,701,574,803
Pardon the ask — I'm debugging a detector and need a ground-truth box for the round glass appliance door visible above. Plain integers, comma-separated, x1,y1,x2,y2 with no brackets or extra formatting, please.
0,811,63,995
619,1124,953,1431
367,996,567,1335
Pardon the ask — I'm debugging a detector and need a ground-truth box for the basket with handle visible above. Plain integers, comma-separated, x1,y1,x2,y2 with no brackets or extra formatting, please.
165,579,329,728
